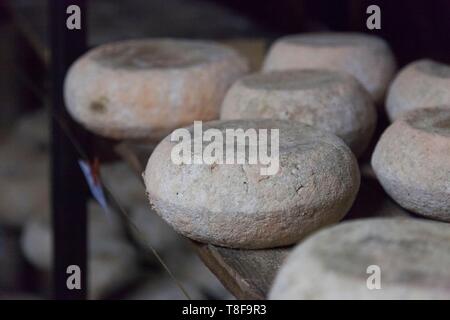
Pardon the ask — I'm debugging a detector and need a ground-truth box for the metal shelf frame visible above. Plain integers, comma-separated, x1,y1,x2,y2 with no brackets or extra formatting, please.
49,0,89,300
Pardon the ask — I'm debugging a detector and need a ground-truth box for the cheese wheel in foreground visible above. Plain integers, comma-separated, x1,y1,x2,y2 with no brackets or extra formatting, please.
263,32,396,104
64,39,248,140
144,119,360,249
270,218,450,300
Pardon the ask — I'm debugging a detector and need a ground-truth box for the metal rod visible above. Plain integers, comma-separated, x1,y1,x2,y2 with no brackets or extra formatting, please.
49,0,89,300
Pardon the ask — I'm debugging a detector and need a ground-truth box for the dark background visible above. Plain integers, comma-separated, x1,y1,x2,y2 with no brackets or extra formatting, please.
215,0,450,65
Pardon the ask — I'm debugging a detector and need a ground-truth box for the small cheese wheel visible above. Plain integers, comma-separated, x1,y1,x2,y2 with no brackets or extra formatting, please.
263,32,396,104
220,70,376,157
386,59,450,121
64,39,248,140
372,107,450,221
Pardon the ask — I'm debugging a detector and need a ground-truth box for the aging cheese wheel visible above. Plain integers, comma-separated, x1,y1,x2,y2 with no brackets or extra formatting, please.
372,107,450,221
221,69,376,157
64,39,248,140
386,59,450,121
263,32,396,104
144,119,360,249
270,218,450,299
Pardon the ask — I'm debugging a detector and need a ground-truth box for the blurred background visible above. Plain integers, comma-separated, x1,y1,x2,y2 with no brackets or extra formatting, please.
0,0,449,300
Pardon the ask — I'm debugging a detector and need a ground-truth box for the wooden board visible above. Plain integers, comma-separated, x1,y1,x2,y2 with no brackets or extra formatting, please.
193,242,290,300
115,141,291,300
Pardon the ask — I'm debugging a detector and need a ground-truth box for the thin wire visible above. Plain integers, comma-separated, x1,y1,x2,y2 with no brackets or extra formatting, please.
51,114,89,160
